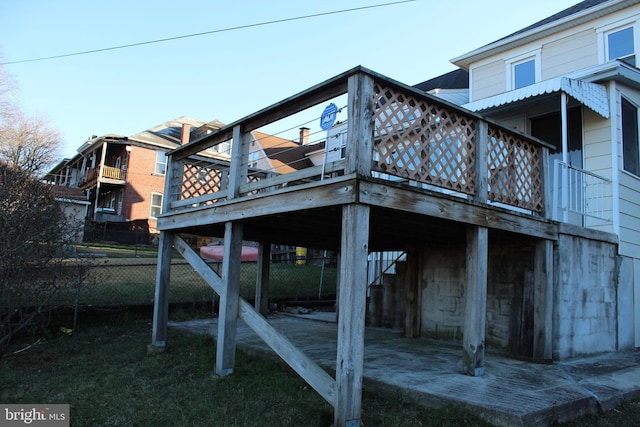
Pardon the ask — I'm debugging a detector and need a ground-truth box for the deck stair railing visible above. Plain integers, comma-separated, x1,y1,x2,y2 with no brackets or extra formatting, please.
367,251,406,289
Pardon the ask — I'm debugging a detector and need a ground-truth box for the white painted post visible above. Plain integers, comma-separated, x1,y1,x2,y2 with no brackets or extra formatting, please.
462,225,488,376
335,204,370,427
216,221,244,376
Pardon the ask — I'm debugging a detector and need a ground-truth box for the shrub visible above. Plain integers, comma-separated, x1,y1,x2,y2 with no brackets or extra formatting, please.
0,161,78,354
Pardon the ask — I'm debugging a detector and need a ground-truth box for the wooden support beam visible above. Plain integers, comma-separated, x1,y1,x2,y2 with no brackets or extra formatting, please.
533,239,554,361
404,248,421,338
238,299,337,406
172,234,337,407
151,231,174,347
475,120,489,203
462,225,488,376
358,181,558,241
216,222,244,377
345,72,374,177
335,204,370,427
228,125,249,199
255,242,271,316
173,236,222,294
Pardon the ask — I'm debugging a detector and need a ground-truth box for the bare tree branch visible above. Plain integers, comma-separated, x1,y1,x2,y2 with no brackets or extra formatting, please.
0,111,63,176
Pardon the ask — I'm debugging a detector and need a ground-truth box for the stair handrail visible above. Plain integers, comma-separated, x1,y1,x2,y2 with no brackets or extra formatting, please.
367,251,406,289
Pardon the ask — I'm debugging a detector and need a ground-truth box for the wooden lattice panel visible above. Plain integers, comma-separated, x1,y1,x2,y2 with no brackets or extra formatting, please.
180,163,226,204
373,84,476,194
487,126,544,213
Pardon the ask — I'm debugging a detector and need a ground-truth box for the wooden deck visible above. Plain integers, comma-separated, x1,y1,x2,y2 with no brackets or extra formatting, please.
151,66,557,427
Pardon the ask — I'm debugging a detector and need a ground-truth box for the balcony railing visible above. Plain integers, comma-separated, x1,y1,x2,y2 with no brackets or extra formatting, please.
161,67,551,220
101,165,125,180
83,165,126,188
552,160,612,225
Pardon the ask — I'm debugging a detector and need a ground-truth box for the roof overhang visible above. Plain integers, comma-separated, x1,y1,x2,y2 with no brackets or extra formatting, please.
451,0,640,70
463,77,610,118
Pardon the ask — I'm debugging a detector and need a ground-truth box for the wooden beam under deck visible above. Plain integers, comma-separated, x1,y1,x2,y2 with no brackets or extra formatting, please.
156,177,358,232
358,180,558,241
158,176,559,252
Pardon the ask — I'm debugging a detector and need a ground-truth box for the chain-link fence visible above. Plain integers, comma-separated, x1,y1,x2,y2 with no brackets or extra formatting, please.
60,256,337,311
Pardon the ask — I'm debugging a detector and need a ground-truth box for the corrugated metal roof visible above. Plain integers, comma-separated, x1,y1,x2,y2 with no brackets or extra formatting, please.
463,77,609,118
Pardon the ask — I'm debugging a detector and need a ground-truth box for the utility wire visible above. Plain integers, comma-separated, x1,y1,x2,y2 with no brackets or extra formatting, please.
2,1,415,65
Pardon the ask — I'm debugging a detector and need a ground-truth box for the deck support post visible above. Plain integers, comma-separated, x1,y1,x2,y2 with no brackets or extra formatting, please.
216,221,244,377
533,239,554,361
404,248,421,338
462,225,488,376
335,203,369,427
255,242,271,316
151,231,174,348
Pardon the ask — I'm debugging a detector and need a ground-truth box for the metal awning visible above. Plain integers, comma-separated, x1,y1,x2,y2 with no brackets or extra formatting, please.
463,77,609,118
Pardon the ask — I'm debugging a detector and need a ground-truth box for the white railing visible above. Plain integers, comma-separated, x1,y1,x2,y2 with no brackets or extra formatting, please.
367,251,406,288
552,160,611,224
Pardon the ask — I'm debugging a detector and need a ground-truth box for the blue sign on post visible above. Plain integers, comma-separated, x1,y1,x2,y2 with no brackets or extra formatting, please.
320,103,338,131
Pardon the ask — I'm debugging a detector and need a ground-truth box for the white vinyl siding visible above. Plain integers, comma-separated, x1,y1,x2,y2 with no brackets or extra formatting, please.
469,60,505,100
543,29,598,79
583,108,615,232
619,171,640,258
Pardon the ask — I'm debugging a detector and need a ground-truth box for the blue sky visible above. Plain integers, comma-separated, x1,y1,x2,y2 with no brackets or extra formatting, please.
1,0,579,159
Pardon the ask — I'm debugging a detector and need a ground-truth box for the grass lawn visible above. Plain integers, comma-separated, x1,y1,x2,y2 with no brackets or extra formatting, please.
2,314,640,426
1,313,492,426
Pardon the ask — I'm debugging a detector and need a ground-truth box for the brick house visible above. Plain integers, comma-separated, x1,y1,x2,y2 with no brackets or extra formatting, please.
46,117,225,241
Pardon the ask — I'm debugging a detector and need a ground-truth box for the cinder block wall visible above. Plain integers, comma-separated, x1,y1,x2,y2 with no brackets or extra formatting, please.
554,230,619,359
419,242,534,351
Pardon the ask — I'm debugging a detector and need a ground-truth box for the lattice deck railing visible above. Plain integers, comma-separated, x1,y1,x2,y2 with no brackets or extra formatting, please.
162,69,548,217
373,83,477,195
372,83,545,213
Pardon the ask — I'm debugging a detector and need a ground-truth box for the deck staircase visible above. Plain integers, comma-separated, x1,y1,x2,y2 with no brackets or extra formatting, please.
367,252,407,329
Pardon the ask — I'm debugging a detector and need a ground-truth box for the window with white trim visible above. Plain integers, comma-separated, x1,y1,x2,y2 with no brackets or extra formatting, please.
506,50,540,91
622,97,640,176
513,59,536,89
150,192,163,219
155,150,167,175
607,26,635,66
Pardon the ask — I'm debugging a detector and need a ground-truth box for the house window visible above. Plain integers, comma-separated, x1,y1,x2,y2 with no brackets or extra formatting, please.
622,97,640,176
150,192,163,219
607,26,635,66
155,150,167,175
249,151,259,168
513,58,536,89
